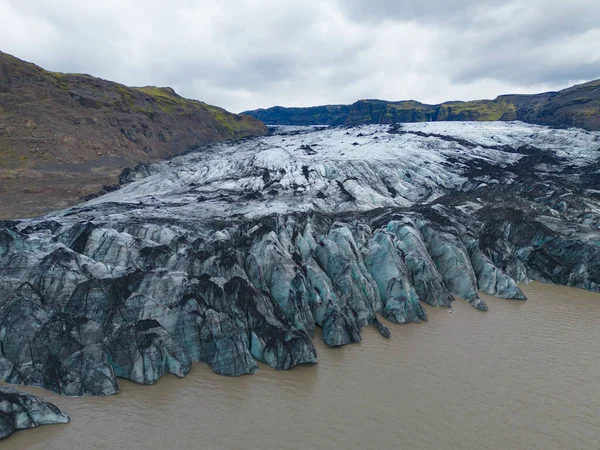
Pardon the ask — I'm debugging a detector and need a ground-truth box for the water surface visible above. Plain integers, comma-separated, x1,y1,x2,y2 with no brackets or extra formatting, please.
5,282,600,449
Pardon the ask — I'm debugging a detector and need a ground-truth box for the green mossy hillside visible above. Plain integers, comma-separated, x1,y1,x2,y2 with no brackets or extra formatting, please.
244,80,600,130
0,50,267,218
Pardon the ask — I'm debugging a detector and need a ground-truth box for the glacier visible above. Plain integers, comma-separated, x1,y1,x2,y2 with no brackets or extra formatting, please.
0,386,69,439
1,121,599,396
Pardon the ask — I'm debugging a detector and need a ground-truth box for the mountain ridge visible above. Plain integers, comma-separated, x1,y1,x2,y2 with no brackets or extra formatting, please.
0,51,267,219
243,79,600,130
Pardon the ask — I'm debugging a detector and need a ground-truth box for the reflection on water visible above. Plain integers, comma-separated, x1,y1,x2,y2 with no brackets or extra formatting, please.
4,282,600,450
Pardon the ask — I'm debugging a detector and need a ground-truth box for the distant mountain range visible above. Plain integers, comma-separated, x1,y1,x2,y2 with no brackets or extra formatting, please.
0,51,266,218
243,79,600,131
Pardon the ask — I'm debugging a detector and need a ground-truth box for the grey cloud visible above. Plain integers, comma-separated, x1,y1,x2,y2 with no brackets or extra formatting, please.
0,0,599,112
436,1,600,87
336,0,501,25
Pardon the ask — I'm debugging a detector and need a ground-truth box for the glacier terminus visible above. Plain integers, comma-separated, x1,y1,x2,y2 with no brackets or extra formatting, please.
1,121,599,396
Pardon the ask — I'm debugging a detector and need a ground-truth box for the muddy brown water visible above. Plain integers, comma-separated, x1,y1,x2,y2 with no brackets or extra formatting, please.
4,282,600,450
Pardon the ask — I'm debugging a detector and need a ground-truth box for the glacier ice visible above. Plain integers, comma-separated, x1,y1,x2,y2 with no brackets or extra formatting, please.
0,386,69,440
1,121,599,396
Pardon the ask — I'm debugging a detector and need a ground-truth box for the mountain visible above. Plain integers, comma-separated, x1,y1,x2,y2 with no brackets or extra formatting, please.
0,51,267,219
1,122,599,398
243,79,600,130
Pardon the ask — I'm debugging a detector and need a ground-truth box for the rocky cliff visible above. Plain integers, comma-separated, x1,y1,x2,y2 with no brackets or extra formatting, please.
0,51,267,219
243,79,600,130
1,122,598,396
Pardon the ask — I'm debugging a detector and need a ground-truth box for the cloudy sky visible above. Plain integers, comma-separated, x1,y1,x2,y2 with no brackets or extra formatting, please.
1,0,599,112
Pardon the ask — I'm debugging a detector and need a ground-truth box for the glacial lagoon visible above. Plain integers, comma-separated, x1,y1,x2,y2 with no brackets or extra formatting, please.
5,281,600,450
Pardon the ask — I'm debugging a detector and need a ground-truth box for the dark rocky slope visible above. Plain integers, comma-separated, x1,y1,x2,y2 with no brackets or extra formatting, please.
0,51,267,219
0,122,598,396
243,79,600,130
0,386,69,440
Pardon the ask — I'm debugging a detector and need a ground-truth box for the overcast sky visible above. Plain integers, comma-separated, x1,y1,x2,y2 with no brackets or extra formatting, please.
1,0,599,113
